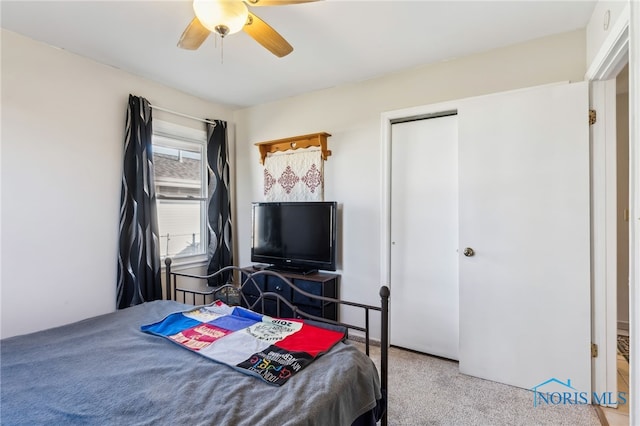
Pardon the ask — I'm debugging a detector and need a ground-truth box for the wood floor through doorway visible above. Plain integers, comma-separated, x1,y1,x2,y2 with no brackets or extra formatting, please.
600,334,630,426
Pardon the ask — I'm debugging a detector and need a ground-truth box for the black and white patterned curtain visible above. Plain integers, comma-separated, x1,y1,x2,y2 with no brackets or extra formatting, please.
117,95,162,308
206,120,233,286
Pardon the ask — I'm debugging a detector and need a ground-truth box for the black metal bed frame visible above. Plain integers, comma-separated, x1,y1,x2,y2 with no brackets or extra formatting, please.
164,258,389,426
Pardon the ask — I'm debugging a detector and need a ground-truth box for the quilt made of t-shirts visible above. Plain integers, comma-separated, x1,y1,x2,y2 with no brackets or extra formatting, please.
141,300,345,386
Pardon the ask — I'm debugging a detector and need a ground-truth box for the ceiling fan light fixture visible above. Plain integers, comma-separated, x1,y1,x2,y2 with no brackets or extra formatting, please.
193,0,249,37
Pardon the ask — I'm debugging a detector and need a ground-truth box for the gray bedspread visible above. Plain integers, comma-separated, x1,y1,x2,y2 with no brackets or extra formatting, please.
1,300,381,425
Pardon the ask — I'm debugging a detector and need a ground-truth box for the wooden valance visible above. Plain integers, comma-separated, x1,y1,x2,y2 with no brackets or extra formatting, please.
254,132,332,164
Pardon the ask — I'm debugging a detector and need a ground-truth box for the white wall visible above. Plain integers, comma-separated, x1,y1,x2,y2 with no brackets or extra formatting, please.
0,28,588,339
1,30,235,338
233,30,587,331
586,0,629,68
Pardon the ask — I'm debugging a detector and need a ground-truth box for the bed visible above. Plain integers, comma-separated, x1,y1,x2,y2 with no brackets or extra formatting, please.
1,263,389,426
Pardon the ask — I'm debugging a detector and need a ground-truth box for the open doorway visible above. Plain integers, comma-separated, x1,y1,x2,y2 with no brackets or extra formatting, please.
611,63,630,421
594,60,630,426
598,59,630,426
616,64,630,339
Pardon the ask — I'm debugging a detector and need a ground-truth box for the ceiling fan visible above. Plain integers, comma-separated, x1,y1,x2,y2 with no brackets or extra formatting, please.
178,0,319,58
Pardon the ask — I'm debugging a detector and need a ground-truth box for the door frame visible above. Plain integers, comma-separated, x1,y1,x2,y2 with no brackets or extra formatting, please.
589,79,619,405
585,3,637,418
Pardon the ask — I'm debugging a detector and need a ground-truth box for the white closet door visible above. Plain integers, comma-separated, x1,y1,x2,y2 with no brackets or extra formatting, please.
390,115,459,360
457,82,591,393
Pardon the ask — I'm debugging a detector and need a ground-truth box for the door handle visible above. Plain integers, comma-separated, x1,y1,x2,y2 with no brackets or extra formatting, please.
463,247,475,257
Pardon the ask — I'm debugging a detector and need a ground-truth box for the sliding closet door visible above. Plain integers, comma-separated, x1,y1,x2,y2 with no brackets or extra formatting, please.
457,82,591,394
390,114,459,360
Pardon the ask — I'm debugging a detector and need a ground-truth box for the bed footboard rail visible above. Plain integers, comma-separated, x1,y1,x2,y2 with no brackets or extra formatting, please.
165,259,389,426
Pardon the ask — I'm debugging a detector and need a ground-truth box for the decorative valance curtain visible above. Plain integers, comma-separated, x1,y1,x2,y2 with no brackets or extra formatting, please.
206,120,233,286
117,95,162,308
263,147,324,201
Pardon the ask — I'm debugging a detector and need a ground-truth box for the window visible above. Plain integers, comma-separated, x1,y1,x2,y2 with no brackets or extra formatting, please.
152,121,207,260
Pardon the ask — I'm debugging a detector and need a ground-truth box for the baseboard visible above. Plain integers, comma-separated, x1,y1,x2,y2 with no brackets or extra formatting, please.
617,320,629,333
347,333,381,346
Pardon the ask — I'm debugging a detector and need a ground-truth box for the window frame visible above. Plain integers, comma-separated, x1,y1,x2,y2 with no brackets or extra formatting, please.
152,120,208,264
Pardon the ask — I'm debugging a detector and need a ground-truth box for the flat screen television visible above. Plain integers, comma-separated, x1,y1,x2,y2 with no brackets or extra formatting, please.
251,201,337,273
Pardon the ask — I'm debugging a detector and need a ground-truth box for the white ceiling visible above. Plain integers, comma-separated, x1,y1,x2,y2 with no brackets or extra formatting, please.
1,0,597,109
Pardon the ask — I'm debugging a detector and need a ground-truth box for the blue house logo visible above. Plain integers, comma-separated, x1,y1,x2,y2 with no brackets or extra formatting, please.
531,378,627,407
530,378,580,407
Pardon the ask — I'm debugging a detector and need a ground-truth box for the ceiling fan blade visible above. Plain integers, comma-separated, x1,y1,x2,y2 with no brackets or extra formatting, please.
177,17,211,50
245,0,320,6
243,12,293,57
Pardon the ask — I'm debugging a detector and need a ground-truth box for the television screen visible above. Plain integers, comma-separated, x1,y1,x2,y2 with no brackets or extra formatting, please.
251,201,337,272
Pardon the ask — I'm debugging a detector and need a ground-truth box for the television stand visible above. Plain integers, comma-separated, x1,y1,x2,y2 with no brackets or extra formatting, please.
241,266,340,321
265,265,318,276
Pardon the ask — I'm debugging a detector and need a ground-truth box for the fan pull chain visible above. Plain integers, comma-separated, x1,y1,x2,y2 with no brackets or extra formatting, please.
212,33,223,64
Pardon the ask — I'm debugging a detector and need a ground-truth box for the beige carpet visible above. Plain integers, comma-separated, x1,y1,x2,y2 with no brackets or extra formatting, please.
350,342,601,426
